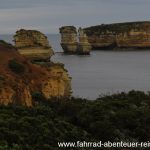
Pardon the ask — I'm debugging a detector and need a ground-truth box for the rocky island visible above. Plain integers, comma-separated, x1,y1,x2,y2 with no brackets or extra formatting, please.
84,21,150,50
0,29,72,107
59,26,91,54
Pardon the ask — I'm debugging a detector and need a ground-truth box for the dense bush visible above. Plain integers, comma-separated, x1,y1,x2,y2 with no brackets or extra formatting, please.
8,59,25,74
31,91,46,102
0,91,150,149
0,105,90,150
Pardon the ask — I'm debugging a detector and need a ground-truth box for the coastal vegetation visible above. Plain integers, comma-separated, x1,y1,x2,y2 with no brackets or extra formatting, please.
0,90,150,150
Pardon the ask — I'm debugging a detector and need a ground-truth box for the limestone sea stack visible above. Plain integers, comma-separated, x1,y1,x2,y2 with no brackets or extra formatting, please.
14,29,54,61
78,27,91,55
60,26,91,55
84,21,150,50
59,26,78,54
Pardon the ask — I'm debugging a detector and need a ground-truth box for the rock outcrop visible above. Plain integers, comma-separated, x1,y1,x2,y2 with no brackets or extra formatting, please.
0,39,71,106
84,21,150,50
59,26,78,54
14,29,54,61
59,26,91,54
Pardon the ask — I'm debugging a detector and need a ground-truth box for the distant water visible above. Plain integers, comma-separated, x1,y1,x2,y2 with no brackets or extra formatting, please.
0,34,14,44
1,34,150,99
47,34,62,52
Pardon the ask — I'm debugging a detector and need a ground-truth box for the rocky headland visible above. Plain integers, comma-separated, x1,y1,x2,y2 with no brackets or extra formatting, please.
84,21,150,50
0,30,72,107
59,26,91,54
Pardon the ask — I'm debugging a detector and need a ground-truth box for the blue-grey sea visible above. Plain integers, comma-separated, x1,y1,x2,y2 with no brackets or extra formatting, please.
1,34,150,99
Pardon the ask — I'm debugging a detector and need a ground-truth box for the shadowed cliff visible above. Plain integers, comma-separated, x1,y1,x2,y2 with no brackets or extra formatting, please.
0,40,71,106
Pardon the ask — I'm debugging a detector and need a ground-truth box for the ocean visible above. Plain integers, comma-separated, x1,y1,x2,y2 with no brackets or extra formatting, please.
1,34,150,99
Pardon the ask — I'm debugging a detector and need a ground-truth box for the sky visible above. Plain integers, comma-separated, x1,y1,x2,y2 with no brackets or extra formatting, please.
0,0,150,34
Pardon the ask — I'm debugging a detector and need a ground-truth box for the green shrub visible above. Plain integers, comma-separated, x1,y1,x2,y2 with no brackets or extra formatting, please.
8,59,25,74
31,92,46,102
1,91,150,149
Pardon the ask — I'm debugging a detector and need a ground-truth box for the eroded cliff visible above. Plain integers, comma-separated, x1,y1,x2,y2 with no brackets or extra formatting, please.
84,21,150,49
0,35,71,106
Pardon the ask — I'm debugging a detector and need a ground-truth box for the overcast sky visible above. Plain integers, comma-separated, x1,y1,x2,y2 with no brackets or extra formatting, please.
0,0,150,34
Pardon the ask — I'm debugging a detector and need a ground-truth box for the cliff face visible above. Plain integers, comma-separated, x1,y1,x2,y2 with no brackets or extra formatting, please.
0,40,71,106
41,63,71,98
14,29,54,61
84,21,150,49
59,26,91,54
78,28,91,54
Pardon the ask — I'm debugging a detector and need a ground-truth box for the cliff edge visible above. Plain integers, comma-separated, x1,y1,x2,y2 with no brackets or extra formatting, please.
0,35,71,106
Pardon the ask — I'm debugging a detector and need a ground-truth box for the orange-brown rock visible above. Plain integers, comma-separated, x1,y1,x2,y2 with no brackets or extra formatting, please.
0,41,71,106
84,21,150,49
42,63,71,98
14,29,54,61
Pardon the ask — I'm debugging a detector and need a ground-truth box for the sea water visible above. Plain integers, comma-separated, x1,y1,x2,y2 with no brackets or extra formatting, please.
1,34,150,99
